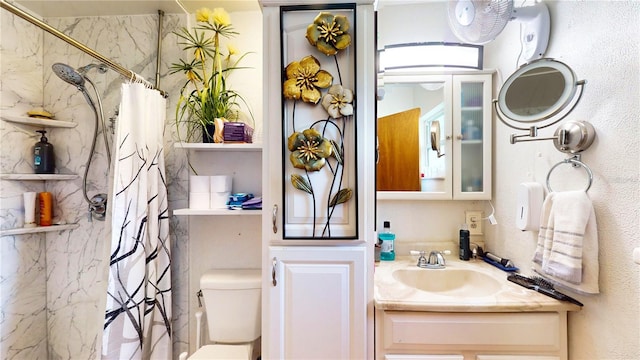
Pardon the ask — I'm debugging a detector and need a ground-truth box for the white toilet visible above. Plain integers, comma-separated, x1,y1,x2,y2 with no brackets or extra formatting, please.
188,269,261,360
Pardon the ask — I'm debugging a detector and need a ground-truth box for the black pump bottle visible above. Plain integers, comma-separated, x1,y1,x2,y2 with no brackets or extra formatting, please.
34,130,55,174
459,224,471,261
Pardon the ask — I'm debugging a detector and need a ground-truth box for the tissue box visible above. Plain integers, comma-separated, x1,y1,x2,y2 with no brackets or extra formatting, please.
223,122,254,143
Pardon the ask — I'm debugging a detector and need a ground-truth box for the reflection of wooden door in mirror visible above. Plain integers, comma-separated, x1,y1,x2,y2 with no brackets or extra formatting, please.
377,107,421,191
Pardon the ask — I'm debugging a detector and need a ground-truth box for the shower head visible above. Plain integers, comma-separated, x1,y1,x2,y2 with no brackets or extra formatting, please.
52,62,85,89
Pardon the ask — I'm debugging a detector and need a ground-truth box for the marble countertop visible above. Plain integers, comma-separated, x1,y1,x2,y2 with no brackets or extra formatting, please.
374,256,583,313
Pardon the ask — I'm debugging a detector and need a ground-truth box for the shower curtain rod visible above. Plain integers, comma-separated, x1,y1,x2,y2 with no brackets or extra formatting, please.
1,0,168,98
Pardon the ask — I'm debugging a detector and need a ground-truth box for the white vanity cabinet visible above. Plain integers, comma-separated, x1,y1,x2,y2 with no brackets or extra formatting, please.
260,1,376,358
375,310,568,360
377,72,493,200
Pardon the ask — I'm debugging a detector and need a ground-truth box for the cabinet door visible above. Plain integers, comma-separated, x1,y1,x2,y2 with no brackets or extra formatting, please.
452,74,492,200
376,74,454,200
265,246,367,359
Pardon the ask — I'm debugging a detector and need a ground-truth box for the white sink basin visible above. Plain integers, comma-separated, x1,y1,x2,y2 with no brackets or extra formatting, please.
392,267,502,297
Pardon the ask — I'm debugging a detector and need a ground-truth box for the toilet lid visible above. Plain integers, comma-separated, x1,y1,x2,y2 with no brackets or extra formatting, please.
189,344,252,360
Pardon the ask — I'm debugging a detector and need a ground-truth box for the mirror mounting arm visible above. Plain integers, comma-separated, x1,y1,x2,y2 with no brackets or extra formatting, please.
509,126,559,144
509,121,596,154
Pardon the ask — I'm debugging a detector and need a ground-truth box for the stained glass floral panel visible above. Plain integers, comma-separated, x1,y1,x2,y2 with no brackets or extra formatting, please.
280,5,358,239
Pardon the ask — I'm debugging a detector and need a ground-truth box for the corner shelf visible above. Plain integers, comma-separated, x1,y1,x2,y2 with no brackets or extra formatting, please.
173,208,262,216
174,142,262,152
0,223,79,237
1,114,77,128
1,173,79,180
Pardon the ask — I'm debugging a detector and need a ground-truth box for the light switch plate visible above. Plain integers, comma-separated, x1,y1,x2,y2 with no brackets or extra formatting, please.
465,210,483,235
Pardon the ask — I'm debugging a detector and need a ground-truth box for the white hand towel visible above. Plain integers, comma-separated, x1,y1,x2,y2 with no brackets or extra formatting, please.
533,191,599,294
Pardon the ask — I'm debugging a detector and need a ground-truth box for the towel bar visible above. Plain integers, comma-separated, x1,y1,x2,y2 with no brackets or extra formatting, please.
546,156,593,193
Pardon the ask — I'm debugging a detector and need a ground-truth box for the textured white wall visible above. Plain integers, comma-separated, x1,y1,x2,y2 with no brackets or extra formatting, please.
378,1,640,359
485,2,640,359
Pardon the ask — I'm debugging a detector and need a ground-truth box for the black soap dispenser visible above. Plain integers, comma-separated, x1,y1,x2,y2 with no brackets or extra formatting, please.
33,130,55,174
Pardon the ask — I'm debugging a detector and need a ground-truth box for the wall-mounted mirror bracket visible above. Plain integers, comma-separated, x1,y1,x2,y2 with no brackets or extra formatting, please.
508,120,596,154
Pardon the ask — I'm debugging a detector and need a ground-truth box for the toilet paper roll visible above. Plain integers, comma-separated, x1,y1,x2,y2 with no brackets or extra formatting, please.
190,175,210,193
189,192,210,209
210,192,231,209
210,175,232,192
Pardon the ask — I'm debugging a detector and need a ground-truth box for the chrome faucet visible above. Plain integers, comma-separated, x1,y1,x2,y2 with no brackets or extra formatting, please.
416,250,447,269
428,251,446,267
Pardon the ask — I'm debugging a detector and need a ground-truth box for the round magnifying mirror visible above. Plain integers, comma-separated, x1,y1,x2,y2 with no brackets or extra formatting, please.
430,120,444,158
497,59,580,123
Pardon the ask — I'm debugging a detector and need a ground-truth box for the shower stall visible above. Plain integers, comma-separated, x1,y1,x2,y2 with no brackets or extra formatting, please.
0,2,189,359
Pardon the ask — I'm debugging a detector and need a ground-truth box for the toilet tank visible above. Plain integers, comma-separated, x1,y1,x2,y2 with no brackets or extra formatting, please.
200,269,262,343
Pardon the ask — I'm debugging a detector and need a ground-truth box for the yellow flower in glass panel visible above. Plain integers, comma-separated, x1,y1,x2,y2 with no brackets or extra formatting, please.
287,128,333,172
283,55,333,104
306,12,352,56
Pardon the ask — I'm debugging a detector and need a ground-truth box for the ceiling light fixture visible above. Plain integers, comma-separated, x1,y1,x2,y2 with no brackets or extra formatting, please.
379,42,483,72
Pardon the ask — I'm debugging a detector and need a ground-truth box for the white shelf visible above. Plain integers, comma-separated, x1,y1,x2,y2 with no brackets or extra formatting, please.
173,208,262,216
461,139,483,145
174,142,262,152
1,114,77,128
0,224,79,237
1,173,79,180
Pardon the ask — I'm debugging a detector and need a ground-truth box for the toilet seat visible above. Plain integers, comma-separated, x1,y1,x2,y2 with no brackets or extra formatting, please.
188,343,252,360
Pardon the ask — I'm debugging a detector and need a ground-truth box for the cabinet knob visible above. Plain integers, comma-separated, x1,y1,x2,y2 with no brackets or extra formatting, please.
456,134,463,140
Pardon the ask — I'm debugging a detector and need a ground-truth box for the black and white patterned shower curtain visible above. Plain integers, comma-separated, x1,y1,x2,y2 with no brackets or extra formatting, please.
102,83,172,359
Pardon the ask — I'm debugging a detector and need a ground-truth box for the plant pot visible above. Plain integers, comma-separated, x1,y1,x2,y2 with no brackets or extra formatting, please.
202,123,215,143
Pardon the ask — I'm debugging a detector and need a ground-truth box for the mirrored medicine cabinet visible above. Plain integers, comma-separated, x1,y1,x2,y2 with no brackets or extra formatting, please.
376,71,493,201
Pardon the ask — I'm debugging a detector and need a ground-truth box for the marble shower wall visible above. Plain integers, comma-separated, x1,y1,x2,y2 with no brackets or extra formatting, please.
0,10,48,360
0,10,190,360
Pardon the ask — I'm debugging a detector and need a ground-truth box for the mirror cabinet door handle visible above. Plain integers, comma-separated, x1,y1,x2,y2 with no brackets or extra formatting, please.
272,257,277,286
456,134,463,140
272,204,278,234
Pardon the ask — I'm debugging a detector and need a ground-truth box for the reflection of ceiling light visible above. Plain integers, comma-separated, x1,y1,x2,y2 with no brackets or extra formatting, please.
378,42,483,72
420,83,445,91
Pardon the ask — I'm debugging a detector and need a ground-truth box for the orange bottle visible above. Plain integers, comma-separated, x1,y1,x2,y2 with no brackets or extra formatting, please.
39,192,53,226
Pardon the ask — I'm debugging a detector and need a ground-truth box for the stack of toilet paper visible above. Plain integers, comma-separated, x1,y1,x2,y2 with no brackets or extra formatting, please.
189,175,232,209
